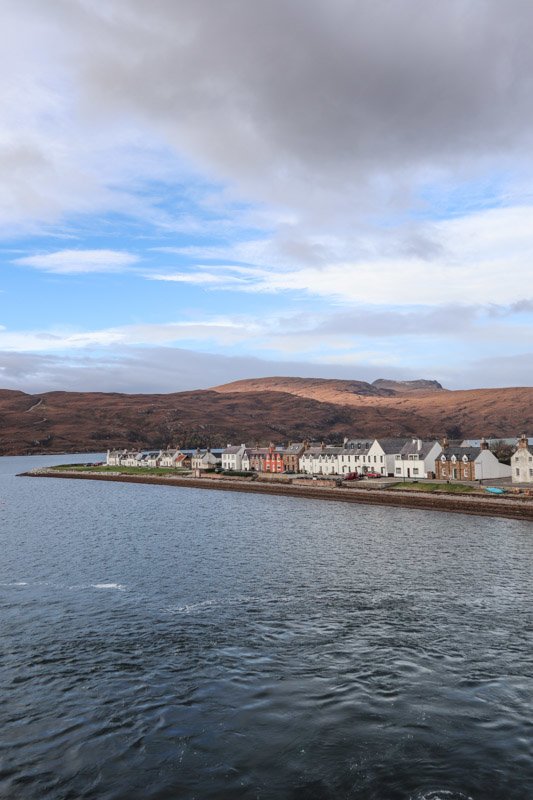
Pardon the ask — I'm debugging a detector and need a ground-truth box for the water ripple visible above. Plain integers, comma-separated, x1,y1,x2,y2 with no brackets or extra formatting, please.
0,454,532,799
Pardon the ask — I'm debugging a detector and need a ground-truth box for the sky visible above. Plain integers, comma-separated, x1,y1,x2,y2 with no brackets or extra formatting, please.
2,0,533,393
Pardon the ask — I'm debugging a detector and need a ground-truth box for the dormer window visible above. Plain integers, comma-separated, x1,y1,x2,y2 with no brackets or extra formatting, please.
451,455,457,463
462,454,468,463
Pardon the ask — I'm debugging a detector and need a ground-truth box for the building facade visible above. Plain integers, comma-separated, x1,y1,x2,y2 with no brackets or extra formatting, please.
511,434,533,484
436,440,512,481
221,444,246,471
282,441,310,473
394,439,442,479
191,449,221,471
263,444,285,473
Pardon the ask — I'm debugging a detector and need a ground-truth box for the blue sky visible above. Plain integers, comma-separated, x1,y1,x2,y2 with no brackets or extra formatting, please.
1,0,533,393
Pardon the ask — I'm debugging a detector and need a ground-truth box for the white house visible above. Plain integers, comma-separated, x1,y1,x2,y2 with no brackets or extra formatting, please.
298,439,408,476
141,451,162,468
221,443,246,471
511,434,533,484
299,445,343,475
394,439,442,479
106,449,126,466
121,451,144,467
336,439,374,475
191,449,221,471
159,449,188,468
371,438,411,476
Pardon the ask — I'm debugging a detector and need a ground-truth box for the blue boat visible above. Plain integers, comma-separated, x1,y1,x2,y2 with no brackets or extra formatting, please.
484,486,506,495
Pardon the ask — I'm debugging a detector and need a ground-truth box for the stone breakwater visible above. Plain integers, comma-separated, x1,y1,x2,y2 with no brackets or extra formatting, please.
20,469,533,523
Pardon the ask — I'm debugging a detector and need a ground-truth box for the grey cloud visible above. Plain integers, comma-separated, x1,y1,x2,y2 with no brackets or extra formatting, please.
442,351,533,389
1,344,532,393
280,305,479,338
503,298,533,315
486,298,533,317
0,346,416,394
53,0,533,221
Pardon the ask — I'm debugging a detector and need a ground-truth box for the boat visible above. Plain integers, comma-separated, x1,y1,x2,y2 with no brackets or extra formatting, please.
484,486,506,495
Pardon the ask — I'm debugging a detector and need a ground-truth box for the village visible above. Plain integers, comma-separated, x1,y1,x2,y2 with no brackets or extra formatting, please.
106,433,533,486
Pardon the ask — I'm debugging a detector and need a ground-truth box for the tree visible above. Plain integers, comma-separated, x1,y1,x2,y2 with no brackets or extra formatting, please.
490,440,514,465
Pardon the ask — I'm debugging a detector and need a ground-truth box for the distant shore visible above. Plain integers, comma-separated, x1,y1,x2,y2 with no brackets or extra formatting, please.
19,468,533,523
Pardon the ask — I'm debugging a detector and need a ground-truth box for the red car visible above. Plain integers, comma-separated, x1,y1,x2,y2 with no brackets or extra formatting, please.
344,472,361,481
365,471,382,478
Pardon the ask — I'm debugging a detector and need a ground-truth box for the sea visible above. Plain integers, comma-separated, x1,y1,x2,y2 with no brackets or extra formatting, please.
1,454,532,800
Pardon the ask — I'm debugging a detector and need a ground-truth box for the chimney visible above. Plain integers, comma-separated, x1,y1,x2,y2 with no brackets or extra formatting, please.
343,436,348,445
518,433,529,449
441,436,448,449
321,441,326,451
480,437,489,450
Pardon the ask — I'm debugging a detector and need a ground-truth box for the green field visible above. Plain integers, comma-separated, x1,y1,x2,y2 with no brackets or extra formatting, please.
50,464,191,477
389,481,478,494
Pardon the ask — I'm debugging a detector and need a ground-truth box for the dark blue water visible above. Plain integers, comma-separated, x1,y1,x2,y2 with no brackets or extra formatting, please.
1,455,532,800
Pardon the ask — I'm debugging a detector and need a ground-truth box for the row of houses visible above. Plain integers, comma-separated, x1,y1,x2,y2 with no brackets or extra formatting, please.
106,434,533,483
106,447,224,470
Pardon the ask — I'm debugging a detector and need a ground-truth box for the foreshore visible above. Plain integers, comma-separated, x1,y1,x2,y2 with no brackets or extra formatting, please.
20,468,533,522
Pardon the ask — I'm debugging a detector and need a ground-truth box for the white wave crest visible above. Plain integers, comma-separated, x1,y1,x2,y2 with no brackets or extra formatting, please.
91,583,125,590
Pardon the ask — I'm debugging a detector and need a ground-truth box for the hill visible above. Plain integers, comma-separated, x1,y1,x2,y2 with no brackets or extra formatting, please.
0,377,532,455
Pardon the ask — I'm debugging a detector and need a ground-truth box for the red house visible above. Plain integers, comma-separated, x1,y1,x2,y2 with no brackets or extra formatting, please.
263,443,285,473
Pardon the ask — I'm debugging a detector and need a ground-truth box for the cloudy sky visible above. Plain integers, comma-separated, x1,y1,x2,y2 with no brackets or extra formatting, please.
2,0,533,393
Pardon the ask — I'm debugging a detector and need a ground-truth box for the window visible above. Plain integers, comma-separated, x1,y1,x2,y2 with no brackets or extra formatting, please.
395,467,401,474
413,468,419,475
516,469,520,476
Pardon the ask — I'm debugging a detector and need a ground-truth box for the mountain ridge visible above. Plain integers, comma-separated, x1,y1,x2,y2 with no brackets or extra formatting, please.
0,377,531,455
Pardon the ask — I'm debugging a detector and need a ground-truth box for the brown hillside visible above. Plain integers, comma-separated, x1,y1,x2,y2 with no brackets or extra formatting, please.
214,377,533,436
0,378,532,456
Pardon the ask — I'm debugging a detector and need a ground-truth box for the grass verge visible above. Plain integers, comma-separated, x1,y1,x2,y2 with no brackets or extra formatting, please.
49,464,191,477
389,481,478,494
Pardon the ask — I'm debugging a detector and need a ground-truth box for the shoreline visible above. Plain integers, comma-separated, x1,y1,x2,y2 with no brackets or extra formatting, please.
19,469,533,523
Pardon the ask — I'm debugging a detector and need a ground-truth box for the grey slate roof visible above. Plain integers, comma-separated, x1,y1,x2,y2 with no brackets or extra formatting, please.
284,442,307,453
375,438,411,454
301,446,343,456
440,446,481,461
399,440,438,459
344,439,373,453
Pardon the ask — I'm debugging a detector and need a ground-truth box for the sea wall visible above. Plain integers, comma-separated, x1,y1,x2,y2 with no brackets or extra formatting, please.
19,469,533,523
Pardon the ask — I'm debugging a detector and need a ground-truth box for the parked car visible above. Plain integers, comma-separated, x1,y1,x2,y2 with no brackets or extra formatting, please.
344,472,361,481
364,471,382,478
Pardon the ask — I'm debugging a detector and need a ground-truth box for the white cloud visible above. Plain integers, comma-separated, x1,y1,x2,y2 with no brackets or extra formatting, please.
14,249,139,274
0,318,259,352
148,205,533,306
